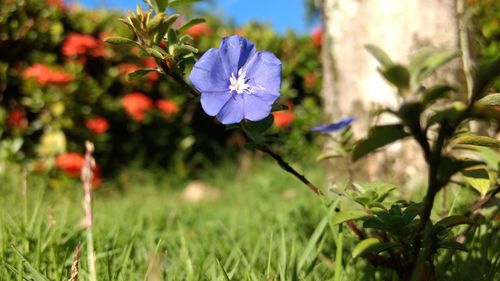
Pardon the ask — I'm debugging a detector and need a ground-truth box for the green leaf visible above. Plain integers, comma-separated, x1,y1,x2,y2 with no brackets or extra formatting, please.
397,102,423,126
364,44,392,67
412,50,460,83
331,210,367,225
435,215,475,230
363,217,391,231
128,68,158,80
316,152,343,161
471,104,500,120
352,124,408,161
178,18,206,32
422,85,456,106
437,157,484,184
380,64,410,89
454,135,500,149
104,36,139,46
472,56,500,100
271,103,289,112
11,247,50,281
477,93,500,106
462,167,491,197
438,241,467,252
352,239,399,259
174,44,198,56
168,0,202,7
146,48,165,60
216,259,232,281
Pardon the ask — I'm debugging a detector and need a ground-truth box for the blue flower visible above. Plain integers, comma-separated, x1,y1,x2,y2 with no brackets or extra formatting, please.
189,35,282,124
311,117,355,133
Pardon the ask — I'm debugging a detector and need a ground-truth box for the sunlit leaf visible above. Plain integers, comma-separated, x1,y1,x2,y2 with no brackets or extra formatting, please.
364,44,393,67
462,166,491,197
331,210,367,225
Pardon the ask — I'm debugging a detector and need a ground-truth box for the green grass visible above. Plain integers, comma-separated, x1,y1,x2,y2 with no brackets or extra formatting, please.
0,159,498,280
0,159,353,280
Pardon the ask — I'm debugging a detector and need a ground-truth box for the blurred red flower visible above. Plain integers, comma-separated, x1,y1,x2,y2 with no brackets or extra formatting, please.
304,72,317,89
55,153,102,187
142,57,160,82
311,26,323,47
85,116,109,134
122,92,153,121
156,99,179,117
55,153,85,177
272,101,295,128
48,0,64,10
23,64,74,85
117,63,140,74
6,108,27,129
62,33,104,58
185,23,212,38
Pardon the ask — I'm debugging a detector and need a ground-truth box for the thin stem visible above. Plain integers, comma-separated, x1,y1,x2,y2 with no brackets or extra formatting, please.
258,145,323,195
82,141,97,281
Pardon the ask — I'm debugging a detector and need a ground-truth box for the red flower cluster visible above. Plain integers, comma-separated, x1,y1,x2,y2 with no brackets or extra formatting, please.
304,72,317,89
23,64,74,86
122,92,153,121
311,26,323,47
85,116,109,134
142,57,160,82
48,0,64,10
62,33,104,58
55,153,102,187
273,101,295,128
185,23,212,38
6,109,27,129
156,99,179,117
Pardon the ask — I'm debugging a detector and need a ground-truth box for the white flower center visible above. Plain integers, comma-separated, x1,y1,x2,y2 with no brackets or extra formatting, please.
229,69,252,94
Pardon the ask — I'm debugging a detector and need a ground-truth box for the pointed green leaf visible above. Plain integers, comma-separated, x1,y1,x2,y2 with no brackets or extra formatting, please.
128,68,158,80
380,64,410,89
462,167,491,197
178,18,206,32
435,215,475,229
472,56,500,100
454,135,500,149
364,44,393,67
477,93,500,106
437,157,484,183
104,36,139,46
352,239,398,258
422,85,456,106
316,152,343,161
145,48,165,59
352,124,408,161
331,210,367,225
413,50,460,83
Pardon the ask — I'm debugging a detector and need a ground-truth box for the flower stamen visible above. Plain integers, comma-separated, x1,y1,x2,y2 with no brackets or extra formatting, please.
229,69,252,94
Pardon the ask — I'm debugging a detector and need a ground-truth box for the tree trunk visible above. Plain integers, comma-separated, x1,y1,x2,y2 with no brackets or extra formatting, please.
320,0,465,183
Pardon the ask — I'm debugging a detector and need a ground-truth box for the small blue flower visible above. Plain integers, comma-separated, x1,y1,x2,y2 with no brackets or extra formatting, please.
189,35,282,124
311,117,355,133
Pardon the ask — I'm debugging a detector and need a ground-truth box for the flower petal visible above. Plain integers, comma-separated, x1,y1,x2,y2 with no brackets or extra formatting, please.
243,51,282,93
243,94,273,121
251,90,281,105
311,117,356,133
200,91,233,116
216,95,244,124
189,48,229,92
219,35,256,76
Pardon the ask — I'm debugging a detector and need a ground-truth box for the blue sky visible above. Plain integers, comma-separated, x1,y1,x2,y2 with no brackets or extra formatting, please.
75,0,314,34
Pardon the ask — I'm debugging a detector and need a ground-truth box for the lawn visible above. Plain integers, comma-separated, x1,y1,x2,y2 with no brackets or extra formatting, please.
1,158,499,280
